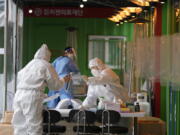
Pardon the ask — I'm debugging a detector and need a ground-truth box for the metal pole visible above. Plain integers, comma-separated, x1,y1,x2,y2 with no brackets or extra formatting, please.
128,41,135,97
3,0,8,113
14,0,18,93
128,58,133,97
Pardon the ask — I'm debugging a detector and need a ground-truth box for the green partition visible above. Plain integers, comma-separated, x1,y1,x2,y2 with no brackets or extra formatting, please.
23,17,134,75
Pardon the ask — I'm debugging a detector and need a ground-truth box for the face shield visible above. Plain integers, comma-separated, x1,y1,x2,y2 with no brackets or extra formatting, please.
65,47,77,60
71,48,77,59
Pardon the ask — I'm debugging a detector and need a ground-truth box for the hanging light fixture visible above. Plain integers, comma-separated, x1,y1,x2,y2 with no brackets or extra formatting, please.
107,2,149,24
116,15,123,21
119,11,127,19
107,7,144,23
130,0,150,6
108,16,119,22
121,10,131,16
146,0,159,2
122,7,142,14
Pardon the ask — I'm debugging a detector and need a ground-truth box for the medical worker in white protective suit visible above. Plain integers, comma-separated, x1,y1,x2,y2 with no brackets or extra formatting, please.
82,58,129,108
12,44,70,135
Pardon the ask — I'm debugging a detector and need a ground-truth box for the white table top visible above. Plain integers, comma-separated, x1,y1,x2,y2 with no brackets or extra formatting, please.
119,111,145,117
54,109,145,118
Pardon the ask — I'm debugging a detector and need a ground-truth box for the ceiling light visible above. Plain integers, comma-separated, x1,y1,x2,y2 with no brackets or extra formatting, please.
122,7,142,14
116,15,123,20
132,15,136,18
122,10,131,16
108,17,119,22
135,7,143,14
147,0,159,2
125,8,136,13
80,3,84,8
160,1,165,4
28,9,33,14
130,0,150,6
144,1,150,6
82,0,88,2
116,22,120,26
119,12,127,18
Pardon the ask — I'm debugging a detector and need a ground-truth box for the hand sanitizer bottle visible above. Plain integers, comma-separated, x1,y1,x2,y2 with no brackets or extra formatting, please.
97,97,105,110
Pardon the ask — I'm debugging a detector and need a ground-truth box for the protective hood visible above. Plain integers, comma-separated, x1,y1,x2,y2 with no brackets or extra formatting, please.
89,57,106,70
34,44,51,62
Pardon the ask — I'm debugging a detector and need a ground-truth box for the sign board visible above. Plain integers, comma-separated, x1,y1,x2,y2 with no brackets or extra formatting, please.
24,7,115,18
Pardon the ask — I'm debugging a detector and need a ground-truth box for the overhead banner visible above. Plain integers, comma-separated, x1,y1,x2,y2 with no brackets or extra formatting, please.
24,7,115,18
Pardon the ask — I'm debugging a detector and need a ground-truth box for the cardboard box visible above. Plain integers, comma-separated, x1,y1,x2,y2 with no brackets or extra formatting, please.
2,111,13,124
0,123,13,135
138,117,166,135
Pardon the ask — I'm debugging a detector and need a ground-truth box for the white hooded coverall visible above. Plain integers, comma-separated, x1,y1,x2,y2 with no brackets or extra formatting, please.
82,58,128,108
12,44,64,135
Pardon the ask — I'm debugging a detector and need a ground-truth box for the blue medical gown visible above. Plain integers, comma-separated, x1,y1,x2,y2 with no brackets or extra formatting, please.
47,56,79,108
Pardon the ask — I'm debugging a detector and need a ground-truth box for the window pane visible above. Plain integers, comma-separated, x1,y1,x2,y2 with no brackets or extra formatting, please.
88,39,105,61
88,36,126,70
108,39,122,69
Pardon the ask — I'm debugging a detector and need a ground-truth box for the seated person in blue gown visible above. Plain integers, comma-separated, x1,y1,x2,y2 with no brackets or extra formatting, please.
47,47,79,108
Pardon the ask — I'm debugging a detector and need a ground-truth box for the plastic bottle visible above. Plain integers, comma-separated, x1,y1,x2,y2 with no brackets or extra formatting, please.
135,102,140,112
97,97,105,110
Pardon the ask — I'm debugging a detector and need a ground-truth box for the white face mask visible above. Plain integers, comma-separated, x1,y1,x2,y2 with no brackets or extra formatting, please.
91,69,100,77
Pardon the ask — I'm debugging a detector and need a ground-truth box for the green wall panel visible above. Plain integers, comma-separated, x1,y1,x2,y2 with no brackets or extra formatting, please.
161,1,180,135
23,17,134,75
160,86,167,121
